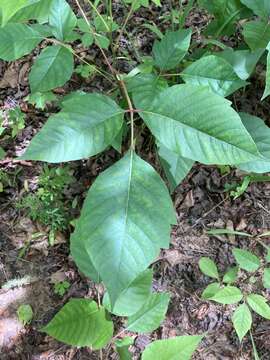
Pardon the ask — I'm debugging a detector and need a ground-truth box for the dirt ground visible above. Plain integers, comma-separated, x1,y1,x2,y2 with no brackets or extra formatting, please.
1,1,270,359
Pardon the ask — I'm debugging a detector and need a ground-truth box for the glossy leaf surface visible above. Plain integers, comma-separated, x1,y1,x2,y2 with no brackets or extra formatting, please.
29,45,74,93
232,304,252,342
138,84,259,165
157,143,194,192
0,23,42,61
153,29,192,70
71,151,176,305
243,21,270,51
49,0,77,40
103,269,153,316
42,299,113,348
210,286,243,304
127,293,170,333
22,93,124,162
182,55,247,96
247,294,270,319
232,248,260,272
239,112,270,173
142,336,203,360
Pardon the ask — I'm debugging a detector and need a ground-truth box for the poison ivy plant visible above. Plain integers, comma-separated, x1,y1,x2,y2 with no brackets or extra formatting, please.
2,0,270,357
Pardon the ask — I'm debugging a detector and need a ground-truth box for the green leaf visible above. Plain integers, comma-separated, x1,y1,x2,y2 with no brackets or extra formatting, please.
127,293,170,333
123,0,161,10
247,294,270,319
17,304,33,325
111,124,125,153
126,73,168,109
198,0,249,36
22,92,124,162
263,268,270,289
240,0,270,18
223,266,238,284
232,248,260,272
103,269,153,316
217,48,263,80
142,335,203,360
210,286,243,304
75,64,96,78
0,0,28,26
49,0,77,41
0,23,42,61
71,151,176,305
262,42,270,100
199,257,219,280
243,20,270,51
30,23,53,37
138,84,259,165
115,337,134,360
11,0,53,24
29,45,74,93
94,15,118,33
232,304,252,342
95,33,110,49
238,113,270,173
153,29,192,70
201,282,220,300
181,55,247,97
70,237,100,282
157,143,194,192
27,91,57,110
42,299,113,348
0,146,6,160
81,33,94,47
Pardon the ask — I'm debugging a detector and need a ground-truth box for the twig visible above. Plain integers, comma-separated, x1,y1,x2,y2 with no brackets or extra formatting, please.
191,196,229,228
0,158,32,166
75,0,136,149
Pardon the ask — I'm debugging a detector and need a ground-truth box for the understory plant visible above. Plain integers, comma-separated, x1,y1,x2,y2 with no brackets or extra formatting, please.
17,164,74,245
1,0,270,358
200,244,270,357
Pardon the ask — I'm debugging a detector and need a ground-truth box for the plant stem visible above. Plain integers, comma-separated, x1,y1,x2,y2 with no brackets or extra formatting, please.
45,37,114,83
118,79,135,149
75,0,116,75
113,2,136,53
85,0,110,32
75,0,136,150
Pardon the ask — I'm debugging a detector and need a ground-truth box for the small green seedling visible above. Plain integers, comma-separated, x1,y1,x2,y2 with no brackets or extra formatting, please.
17,304,33,325
7,106,25,138
54,280,71,297
230,176,250,199
27,91,57,110
199,246,270,357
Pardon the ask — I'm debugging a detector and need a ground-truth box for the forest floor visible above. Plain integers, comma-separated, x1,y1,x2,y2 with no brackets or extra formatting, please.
1,1,270,359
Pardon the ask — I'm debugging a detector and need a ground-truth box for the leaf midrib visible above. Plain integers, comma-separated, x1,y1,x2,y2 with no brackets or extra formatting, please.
115,150,134,294
143,110,259,158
